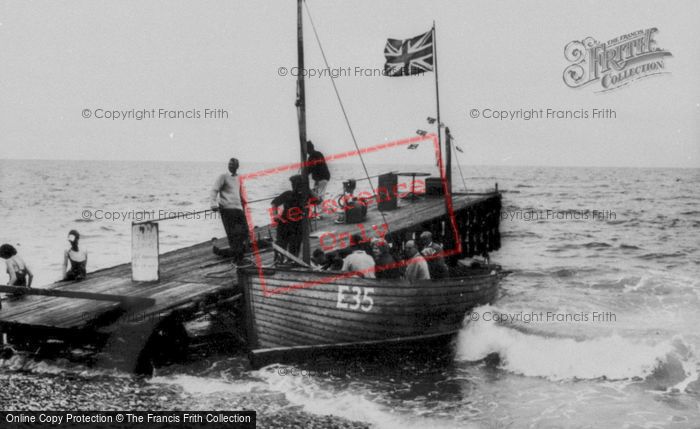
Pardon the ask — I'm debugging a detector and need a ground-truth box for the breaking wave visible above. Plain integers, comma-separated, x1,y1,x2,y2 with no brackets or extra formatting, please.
455,306,697,386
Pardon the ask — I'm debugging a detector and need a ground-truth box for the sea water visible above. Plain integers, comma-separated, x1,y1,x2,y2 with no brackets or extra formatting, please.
1,160,698,428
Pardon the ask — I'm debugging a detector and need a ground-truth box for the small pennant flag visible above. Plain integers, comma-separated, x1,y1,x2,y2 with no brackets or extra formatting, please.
407,143,419,150
455,145,464,153
384,30,434,77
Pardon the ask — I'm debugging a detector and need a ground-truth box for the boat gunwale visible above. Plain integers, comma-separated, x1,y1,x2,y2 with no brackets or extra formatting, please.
238,266,501,290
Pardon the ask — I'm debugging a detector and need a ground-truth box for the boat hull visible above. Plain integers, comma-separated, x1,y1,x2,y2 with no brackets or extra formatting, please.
239,267,499,367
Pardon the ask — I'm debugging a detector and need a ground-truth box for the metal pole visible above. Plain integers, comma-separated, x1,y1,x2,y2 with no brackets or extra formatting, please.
432,22,443,170
445,127,452,196
297,0,311,263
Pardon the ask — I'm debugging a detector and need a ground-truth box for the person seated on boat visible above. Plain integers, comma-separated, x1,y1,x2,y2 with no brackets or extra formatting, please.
341,243,376,279
371,239,401,280
270,174,308,260
311,248,327,269
403,240,430,281
465,253,490,268
326,251,344,271
63,229,87,281
0,244,33,289
419,231,448,279
350,233,373,255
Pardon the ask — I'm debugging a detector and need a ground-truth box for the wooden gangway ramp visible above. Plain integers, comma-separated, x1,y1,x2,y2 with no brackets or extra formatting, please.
0,241,242,338
0,239,252,373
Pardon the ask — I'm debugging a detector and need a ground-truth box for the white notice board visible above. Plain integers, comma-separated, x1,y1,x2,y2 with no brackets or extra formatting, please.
132,222,159,282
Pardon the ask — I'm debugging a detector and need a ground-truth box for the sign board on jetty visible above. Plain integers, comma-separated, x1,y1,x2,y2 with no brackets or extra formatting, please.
132,222,160,281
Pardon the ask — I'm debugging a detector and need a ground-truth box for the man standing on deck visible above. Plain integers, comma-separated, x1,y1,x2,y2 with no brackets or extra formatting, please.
270,175,307,259
306,141,331,202
210,158,248,264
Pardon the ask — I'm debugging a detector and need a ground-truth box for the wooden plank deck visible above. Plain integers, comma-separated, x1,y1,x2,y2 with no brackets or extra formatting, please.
229,192,492,254
0,192,492,337
0,241,236,332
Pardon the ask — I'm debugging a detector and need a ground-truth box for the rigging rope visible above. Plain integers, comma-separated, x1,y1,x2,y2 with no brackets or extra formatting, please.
452,143,468,192
303,0,390,230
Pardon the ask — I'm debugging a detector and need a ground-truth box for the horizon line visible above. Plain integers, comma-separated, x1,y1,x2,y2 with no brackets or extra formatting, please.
0,157,697,170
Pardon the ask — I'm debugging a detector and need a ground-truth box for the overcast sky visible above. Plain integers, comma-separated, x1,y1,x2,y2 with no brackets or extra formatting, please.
0,0,698,168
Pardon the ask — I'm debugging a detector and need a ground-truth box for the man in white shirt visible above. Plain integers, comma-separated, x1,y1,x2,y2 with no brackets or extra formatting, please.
210,158,248,263
404,240,430,281
341,246,376,279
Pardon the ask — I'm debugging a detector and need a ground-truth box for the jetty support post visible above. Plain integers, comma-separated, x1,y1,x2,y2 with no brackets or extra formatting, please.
131,221,160,282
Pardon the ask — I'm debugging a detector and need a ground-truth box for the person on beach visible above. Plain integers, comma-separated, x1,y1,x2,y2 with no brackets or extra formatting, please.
210,157,248,264
403,240,430,281
270,174,307,259
63,230,87,281
419,231,448,279
306,141,331,201
0,244,33,288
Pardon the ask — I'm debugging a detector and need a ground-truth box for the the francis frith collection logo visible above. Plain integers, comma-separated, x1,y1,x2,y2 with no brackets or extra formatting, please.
563,28,672,92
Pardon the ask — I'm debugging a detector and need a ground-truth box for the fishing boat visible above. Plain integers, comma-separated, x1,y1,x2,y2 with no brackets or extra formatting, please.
237,0,504,368
240,264,500,367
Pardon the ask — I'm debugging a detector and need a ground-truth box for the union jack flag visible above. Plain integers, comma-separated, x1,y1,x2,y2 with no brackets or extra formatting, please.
384,30,434,77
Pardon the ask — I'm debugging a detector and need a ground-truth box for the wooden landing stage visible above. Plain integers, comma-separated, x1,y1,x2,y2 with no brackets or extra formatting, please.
0,190,500,371
217,192,501,259
0,241,239,340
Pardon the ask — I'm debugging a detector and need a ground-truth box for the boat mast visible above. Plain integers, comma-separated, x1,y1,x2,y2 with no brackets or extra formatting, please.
296,0,311,263
432,22,454,203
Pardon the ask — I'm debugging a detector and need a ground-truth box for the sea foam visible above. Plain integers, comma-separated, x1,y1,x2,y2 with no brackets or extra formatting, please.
455,305,691,382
